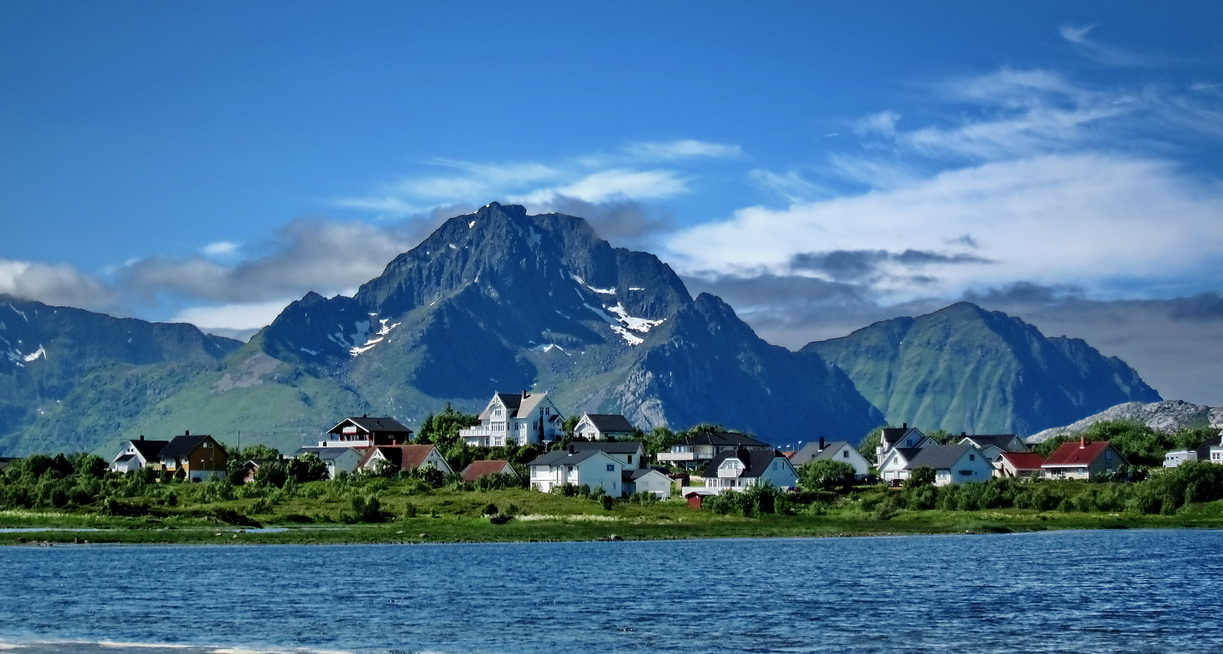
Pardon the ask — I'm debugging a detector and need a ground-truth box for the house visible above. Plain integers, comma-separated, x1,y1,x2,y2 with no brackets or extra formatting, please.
292,446,365,479
573,413,637,440
994,451,1046,479
461,459,517,482
623,468,673,498
527,448,623,496
460,391,565,447
656,429,772,469
319,415,413,448
957,433,1027,460
879,444,992,486
568,441,647,470
109,436,169,473
789,438,871,480
876,424,933,461
1163,432,1223,468
701,448,798,492
358,444,453,476
158,432,228,481
1042,438,1127,480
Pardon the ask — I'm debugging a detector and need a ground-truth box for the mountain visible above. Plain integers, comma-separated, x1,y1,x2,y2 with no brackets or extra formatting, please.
802,302,1162,436
1028,400,1223,443
0,296,242,455
0,204,884,456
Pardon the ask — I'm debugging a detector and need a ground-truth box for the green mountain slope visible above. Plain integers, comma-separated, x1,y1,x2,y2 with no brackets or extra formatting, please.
802,302,1162,435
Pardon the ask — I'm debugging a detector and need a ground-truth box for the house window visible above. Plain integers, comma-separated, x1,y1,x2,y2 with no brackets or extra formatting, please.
968,454,974,461
627,455,633,464
842,450,849,458
606,464,615,472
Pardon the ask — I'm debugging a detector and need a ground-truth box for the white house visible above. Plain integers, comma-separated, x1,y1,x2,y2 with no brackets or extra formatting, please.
109,436,169,473
657,429,772,469
573,413,637,440
789,438,871,480
622,468,673,499
569,441,646,470
876,424,933,461
293,446,364,479
701,449,798,491
528,449,623,496
880,444,992,486
460,391,565,447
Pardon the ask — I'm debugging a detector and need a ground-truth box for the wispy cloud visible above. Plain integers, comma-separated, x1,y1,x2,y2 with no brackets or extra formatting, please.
0,259,115,311
623,139,742,160
1058,24,1169,67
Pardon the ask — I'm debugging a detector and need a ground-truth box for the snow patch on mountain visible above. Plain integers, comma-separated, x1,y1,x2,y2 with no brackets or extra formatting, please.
349,317,401,357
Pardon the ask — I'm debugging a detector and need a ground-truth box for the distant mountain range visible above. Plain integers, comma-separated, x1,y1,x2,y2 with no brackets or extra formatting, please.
0,203,1163,456
1028,400,1222,443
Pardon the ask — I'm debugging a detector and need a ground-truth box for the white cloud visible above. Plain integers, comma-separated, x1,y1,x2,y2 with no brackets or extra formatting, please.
201,241,240,257
667,152,1223,302
0,259,115,310
171,299,295,331
623,139,742,160
516,169,689,205
854,111,901,136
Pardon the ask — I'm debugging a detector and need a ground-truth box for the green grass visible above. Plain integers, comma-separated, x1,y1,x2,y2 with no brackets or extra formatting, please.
3,483,1222,546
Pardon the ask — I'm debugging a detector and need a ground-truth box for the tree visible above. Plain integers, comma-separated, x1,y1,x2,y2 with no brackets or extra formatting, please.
288,452,329,483
905,466,936,489
858,427,885,464
417,404,480,451
798,460,856,493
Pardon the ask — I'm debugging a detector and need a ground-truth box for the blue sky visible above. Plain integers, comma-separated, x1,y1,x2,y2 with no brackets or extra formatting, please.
3,1,1223,405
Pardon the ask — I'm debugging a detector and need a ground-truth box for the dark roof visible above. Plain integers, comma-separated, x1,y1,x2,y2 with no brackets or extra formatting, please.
679,430,770,449
906,444,978,471
528,450,606,467
622,468,665,482
881,426,921,447
570,441,644,455
1192,434,1223,459
480,392,526,420
789,441,853,467
294,446,361,460
330,416,412,435
159,434,215,459
703,448,785,478
127,439,169,460
581,414,636,433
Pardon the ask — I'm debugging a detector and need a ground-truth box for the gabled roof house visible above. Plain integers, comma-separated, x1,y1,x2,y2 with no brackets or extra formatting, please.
995,451,1046,478
1042,439,1127,480
573,413,637,441
320,415,413,448
879,443,992,486
358,444,453,476
789,438,871,480
657,429,772,469
461,459,517,482
460,391,565,447
528,448,623,496
158,432,227,482
958,434,1027,460
109,436,170,473
568,440,647,470
702,448,798,492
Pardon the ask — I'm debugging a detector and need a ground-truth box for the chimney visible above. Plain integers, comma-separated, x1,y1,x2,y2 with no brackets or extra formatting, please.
185,430,190,436
568,445,575,454
522,389,529,399
902,423,907,429
1080,436,1087,449
818,437,825,451
139,435,144,441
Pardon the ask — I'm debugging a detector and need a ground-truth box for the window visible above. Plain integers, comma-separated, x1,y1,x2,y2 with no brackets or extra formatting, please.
627,455,633,464
968,454,974,461
606,464,615,472
842,450,849,458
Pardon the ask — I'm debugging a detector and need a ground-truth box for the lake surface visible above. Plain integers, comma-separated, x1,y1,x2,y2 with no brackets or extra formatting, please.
1,529,1221,653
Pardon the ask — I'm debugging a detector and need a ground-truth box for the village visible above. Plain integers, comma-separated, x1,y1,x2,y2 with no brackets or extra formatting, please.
101,389,1213,509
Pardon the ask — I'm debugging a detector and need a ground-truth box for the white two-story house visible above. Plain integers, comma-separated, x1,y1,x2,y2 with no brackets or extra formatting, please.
460,391,565,447
701,448,798,492
528,448,623,496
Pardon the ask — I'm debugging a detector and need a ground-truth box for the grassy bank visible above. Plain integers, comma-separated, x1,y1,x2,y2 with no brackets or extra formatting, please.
3,485,1223,546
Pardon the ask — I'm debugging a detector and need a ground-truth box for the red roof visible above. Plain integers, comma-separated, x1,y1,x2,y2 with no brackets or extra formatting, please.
998,451,1045,470
1043,440,1118,467
461,459,514,482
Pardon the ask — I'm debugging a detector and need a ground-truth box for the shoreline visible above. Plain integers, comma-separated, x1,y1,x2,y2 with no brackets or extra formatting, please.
2,510,1219,546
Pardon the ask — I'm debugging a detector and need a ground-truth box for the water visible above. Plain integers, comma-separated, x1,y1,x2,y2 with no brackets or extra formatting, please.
1,530,1221,653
